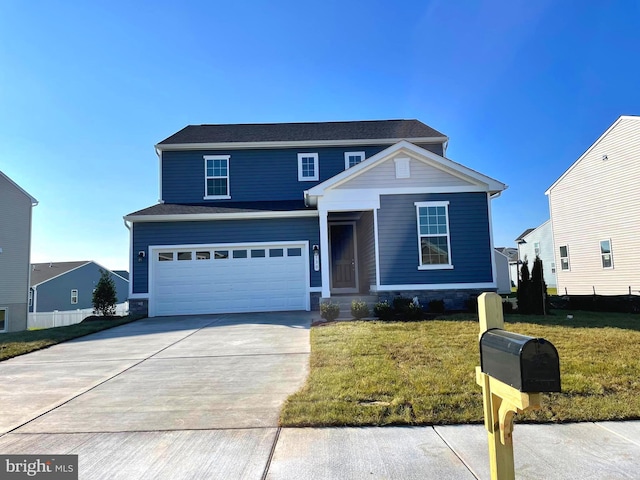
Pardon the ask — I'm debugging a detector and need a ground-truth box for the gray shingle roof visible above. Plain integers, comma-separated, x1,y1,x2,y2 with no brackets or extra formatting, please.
158,120,446,145
30,261,90,286
126,200,310,217
515,229,535,242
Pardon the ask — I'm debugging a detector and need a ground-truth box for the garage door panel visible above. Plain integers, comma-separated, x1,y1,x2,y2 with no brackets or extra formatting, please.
151,243,309,316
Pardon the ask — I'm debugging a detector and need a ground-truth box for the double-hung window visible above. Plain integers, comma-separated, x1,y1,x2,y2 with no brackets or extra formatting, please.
71,289,78,304
600,239,613,269
344,151,365,169
415,201,453,269
298,153,319,181
559,245,570,270
204,155,230,199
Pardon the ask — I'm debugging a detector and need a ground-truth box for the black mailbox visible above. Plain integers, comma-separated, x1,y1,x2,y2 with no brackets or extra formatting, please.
480,329,561,393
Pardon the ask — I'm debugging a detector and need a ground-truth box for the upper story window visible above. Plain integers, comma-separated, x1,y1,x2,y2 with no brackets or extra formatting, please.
298,153,319,181
600,239,613,269
415,201,453,270
204,155,231,199
559,245,570,270
71,289,78,304
344,151,365,169
534,242,540,256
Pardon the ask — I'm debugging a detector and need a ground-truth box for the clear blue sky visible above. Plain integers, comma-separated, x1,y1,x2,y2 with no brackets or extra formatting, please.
1,1,639,271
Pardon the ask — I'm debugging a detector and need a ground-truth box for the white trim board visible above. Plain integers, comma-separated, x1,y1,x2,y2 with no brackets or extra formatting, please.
155,136,449,152
124,210,319,222
372,282,497,291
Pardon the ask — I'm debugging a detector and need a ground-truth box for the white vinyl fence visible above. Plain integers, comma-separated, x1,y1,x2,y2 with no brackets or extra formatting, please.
28,302,129,329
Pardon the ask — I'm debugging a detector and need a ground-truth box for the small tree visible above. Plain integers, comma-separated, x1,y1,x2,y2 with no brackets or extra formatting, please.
517,259,531,314
93,269,117,316
530,255,547,315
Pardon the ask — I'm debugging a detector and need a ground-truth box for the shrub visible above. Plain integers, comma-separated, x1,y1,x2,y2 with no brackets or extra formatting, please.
373,301,394,321
92,269,117,316
428,299,445,314
392,296,413,313
351,300,370,319
464,295,479,313
405,302,424,321
502,301,514,314
320,302,340,321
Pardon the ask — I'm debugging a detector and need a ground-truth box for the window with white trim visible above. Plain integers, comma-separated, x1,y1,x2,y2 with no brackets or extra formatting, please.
0,308,6,331
534,242,540,256
28,289,33,307
415,201,453,269
600,239,613,269
204,155,230,199
298,153,319,181
71,289,78,304
344,151,365,169
559,245,570,270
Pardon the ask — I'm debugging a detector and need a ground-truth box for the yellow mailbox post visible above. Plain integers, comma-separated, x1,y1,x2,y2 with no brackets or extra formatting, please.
476,292,560,480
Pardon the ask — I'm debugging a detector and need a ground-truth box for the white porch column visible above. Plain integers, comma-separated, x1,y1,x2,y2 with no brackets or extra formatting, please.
319,209,331,299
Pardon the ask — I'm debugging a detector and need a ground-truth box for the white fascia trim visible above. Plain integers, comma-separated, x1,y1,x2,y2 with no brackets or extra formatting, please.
545,115,640,195
125,220,134,298
521,219,551,241
155,136,449,152
157,149,163,203
124,210,319,223
30,262,92,288
308,140,506,196
0,170,39,205
373,282,497,291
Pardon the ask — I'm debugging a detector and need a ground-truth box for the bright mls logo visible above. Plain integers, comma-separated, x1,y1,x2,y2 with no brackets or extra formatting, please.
1,455,78,479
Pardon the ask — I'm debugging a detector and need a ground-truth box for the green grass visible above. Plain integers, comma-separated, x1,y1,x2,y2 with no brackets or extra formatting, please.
280,311,640,426
0,316,141,361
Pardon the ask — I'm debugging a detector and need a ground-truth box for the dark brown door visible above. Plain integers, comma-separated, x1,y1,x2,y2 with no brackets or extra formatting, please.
330,224,357,291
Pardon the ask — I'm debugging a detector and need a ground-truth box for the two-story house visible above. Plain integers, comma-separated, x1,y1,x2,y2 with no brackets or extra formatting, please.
515,220,557,289
0,170,38,332
125,120,507,317
547,115,640,296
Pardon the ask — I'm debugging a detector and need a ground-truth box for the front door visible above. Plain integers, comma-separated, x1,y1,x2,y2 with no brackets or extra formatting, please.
329,223,358,293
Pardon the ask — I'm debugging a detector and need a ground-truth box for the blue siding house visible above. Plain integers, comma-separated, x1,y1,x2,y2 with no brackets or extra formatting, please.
29,261,129,313
125,120,506,317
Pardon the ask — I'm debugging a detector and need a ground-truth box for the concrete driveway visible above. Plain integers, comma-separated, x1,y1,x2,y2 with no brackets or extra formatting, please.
0,312,311,479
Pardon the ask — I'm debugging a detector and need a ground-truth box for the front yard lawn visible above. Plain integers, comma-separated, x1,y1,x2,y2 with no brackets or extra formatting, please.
0,316,140,361
280,311,640,426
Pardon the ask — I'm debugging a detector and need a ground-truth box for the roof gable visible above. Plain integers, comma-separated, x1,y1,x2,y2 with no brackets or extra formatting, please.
30,261,128,287
0,170,38,205
307,141,506,196
546,115,640,194
157,119,447,148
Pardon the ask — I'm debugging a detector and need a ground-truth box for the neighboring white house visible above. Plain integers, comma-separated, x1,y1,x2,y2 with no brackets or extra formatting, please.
515,221,557,289
546,115,640,295
0,171,38,332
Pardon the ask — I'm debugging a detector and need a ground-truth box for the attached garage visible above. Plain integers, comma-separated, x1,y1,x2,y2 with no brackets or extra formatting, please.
148,242,310,317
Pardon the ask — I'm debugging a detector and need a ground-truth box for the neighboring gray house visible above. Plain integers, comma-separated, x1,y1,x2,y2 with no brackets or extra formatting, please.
546,115,640,295
493,249,511,294
515,221,557,289
29,261,129,313
0,171,38,332
495,247,518,289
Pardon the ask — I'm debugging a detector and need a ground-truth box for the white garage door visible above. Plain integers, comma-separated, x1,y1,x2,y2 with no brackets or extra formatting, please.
149,243,309,317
